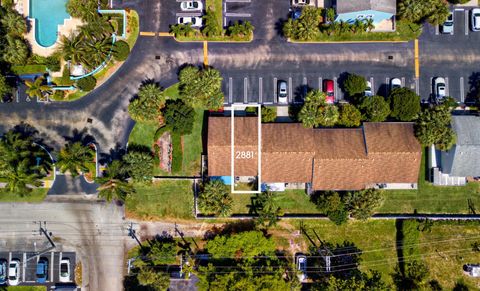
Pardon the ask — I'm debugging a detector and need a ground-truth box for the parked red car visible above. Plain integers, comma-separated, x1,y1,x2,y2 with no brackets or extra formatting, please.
323,79,335,104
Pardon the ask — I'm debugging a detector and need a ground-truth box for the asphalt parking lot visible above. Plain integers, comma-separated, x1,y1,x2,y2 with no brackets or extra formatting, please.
224,0,253,27
420,7,480,104
0,251,76,288
222,72,418,105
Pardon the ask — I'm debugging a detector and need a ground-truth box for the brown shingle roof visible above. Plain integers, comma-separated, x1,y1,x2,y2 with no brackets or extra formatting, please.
363,123,420,153
207,117,258,177
207,117,421,190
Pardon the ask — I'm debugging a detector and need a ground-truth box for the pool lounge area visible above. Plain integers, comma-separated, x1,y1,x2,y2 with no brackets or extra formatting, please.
16,0,83,56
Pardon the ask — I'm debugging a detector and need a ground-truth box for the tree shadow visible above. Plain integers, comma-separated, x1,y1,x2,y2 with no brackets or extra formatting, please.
274,17,288,38
99,143,127,165
62,128,95,146
294,84,312,104
466,72,480,105
203,220,256,240
377,83,389,98
395,219,405,276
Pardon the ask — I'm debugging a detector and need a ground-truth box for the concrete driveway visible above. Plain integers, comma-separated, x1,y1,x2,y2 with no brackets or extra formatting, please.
0,202,126,291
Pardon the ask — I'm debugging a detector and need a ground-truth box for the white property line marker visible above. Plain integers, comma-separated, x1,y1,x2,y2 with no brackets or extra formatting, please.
230,104,261,194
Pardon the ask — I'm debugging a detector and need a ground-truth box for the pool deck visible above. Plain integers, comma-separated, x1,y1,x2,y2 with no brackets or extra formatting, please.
16,0,83,57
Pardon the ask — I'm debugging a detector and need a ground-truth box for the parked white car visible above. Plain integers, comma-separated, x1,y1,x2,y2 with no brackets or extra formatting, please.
390,78,402,90
434,77,446,100
442,12,454,34
180,1,203,11
278,80,288,104
472,9,480,31
8,260,20,286
364,80,373,96
59,258,71,283
177,16,203,27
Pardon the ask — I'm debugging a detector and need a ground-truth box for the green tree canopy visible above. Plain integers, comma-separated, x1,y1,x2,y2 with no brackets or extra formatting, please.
338,103,362,127
96,160,134,202
282,6,322,41
393,260,429,290
0,9,26,35
298,90,339,128
261,106,276,123
136,267,170,291
198,180,233,217
205,231,276,259
123,149,154,182
146,238,177,265
56,142,94,177
358,95,391,122
255,190,283,228
398,0,449,25
314,191,348,225
163,99,195,135
343,74,367,98
128,83,166,124
178,66,224,110
3,35,29,65
66,0,99,21
0,75,12,98
414,104,456,150
389,87,421,121
315,270,388,291
344,188,384,220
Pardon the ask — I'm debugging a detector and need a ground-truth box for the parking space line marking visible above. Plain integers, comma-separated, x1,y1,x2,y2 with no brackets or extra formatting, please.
415,78,420,95
435,25,439,35
303,77,307,86
465,11,469,35
401,77,405,86
414,39,420,78
225,13,251,17
288,77,293,103
226,0,251,2
16,89,19,103
273,78,277,103
333,77,338,101
22,252,25,282
445,77,450,97
430,77,433,95
460,77,465,103
318,77,322,90
140,31,156,36
203,41,208,66
370,77,374,94
51,251,54,282
259,77,263,104
244,77,248,103
385,77,390,96
176,12,202,17
229,77,233,104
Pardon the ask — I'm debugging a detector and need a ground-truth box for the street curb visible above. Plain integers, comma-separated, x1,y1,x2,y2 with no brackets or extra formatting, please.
287,38,410,44
173,36,254,43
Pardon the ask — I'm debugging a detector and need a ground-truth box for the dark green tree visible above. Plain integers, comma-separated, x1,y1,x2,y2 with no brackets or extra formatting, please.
344,188,384,220
136,267,170,291
389,88,421,121
205,231,276,259
163,99,195,135
255,190,283,228
95,160,134,202
338,103,362,127
393,260,429,290
123,150,154,183
178,66,224,110
414,104,456,151
261,106,276,122
0,75,12,98
3,35,29,65
343,74,367,98
202,9,222,37
56,142,94,177
76,76,97,91
0,9,26,35
198,180,233,217
112,40,130,61
147,238,177,265
128,83,165,124
358,95,391,122
314,191,349,225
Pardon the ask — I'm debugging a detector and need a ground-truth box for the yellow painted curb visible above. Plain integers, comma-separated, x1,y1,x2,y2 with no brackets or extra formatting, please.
203,41,208,66
173,36,253,43
158,32,173,37
140,31,156,36
414,39,420,78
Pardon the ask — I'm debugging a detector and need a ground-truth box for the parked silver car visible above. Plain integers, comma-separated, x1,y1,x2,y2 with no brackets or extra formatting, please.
433,77,446,100
8,260,20,286
442,12,454,34
278,80,288,104
472,8,480,31
177,16,203,27
180,1,203,11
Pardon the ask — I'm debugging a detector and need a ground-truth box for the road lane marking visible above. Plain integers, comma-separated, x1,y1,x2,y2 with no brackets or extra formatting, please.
203,41,208,66
244,77,248,103
465,11,469,36
460,77,465,102
273,77,277,103
140,31,156,36
259,77,263,103
288,77,293,103
229,77,233,103
414,39,420,78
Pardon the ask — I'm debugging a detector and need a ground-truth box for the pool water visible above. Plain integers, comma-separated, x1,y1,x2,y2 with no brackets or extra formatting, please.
29,0,71,47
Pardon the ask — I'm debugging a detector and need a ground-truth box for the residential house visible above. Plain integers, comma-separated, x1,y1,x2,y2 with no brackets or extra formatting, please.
431,115,480,186
335,0,397,31
207,116,421,191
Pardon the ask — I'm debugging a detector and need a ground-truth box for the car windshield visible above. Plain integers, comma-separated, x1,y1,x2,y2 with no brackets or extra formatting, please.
192,18,196,24
475,13,480,17
61,264,68,274
438,83,445,88
192,2,198,8
8,276,15,280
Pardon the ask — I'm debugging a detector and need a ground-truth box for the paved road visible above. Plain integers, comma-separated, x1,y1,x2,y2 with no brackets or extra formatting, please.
0,202,126,291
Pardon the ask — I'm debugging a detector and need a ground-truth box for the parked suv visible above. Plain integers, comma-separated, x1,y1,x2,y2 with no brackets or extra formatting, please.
433,77,446,101
278,80,288,104
8,259,19,286
442,12,454,34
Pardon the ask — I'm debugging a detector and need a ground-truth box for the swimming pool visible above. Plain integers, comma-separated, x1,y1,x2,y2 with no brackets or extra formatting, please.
29,0,71,47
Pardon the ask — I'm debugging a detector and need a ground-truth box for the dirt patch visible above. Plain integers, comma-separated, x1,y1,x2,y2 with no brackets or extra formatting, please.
154,131,172,172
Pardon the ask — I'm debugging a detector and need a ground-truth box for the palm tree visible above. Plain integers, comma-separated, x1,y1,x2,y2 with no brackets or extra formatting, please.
83,37,113,70
1,10,26,35
3,36,28,65
0,160,42,194
95,160,134,202
56,142,94,177
25,77,52,101
59,34,85,64
364,18,375,32
198,180,232,217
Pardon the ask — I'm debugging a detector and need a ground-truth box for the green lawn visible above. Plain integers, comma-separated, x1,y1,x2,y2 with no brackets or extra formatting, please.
126,180,194,220
206,0,223,27
11,65,47,75
292,20,422,42
163,83,180,99
128,122,158,148
0,188,48,202
231,190,321,215
380,148,480,214
126,10,140,48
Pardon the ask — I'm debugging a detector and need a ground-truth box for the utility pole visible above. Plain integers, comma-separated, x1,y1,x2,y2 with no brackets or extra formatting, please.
26,221,56,263
127,222,143,249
